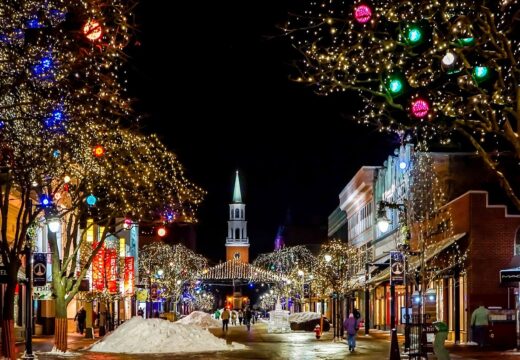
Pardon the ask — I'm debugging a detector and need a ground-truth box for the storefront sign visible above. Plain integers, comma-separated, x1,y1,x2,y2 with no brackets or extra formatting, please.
33,253,47,287
390,251,404,285
500,268,520,283
124,257,134,294
34,284,53,300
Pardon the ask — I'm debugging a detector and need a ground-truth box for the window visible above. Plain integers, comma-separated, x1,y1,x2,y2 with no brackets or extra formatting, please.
515,228,520,255
235,228,240,239
235,209,240,219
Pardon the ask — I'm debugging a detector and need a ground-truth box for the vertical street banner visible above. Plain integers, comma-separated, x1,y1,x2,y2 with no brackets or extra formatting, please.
0,261,8,283
92,242,105,291
33,253,47,286
390,251,404,285
124,256,134,294
106,248,118,293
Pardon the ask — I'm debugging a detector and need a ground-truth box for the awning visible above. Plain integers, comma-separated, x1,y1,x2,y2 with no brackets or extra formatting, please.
408,232,466,270
367,232,466,286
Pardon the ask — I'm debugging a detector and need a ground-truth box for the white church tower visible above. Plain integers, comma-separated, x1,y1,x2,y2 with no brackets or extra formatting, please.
226,171,249,263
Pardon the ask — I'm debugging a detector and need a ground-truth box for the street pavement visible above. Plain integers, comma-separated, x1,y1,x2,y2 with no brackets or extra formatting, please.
16,322,520,359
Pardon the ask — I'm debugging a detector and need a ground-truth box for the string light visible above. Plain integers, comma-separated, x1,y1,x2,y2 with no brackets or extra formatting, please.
288,0,520,209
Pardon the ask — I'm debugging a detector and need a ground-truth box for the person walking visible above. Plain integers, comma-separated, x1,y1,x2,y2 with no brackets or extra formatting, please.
471,304,490,347
231,310,237,326
238,309,243,325
74,306,87,334
221,308,230,332
244,307,252,331
344,313,359,352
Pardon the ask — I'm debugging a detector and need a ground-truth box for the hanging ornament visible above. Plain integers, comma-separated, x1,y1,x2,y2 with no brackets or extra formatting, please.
354,4,372,24
53,149,61,158
93,145,105,157
457,37,475,46
473,66,489,83
411,98,430,118
441,51,456,67
123,218,133,230
157,226,166,237
83,19,103,41
64,175,71,183
406,26,423,45
86,194,97,206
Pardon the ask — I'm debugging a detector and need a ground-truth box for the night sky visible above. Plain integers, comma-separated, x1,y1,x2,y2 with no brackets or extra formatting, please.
128,1,397,262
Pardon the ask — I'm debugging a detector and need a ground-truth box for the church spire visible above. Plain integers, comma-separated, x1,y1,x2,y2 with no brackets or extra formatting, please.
233,170,242,203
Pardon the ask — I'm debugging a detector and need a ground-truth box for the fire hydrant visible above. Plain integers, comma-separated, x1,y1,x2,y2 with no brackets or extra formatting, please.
314,324,321,339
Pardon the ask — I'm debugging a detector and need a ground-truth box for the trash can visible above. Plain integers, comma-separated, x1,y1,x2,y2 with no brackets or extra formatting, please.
34,324,43,336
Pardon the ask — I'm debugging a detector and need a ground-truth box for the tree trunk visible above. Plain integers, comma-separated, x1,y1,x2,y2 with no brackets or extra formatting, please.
54,297,68,352
1,281,17,359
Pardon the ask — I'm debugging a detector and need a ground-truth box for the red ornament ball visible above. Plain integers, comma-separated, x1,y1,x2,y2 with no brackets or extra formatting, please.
93,145,105,157
411,99,430,118
83,19,102,41
354,5,372,24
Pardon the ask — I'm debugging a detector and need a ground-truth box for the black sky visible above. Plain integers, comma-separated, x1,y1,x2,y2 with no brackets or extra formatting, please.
128,1,397,261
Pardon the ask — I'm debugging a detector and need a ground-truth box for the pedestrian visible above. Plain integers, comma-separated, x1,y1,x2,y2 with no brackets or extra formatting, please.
214,309,221,320
353,308,361,320
74,306,87,334
244,307,252,331
343,313,359,352
470,304,490,347
231,310,237,326
238,309,243,325
433,320,450,360
221,307,230,332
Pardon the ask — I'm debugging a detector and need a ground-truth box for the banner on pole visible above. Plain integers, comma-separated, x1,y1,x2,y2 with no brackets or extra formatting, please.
390,251,404,285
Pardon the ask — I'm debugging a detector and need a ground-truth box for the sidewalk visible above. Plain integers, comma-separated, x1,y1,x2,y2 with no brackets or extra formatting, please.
365,328,520,359
15,330,101,354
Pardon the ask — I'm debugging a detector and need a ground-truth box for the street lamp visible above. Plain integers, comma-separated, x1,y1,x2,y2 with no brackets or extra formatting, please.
47,216,60,233
377,200,409,360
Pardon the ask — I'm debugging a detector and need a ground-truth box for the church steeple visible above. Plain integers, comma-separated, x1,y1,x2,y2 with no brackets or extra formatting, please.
232,170,242,203
226,171,249,263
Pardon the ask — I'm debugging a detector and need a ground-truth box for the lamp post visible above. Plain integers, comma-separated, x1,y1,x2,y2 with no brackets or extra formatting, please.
377,201,409,360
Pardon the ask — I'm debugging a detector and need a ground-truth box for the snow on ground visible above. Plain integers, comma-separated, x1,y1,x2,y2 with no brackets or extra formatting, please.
288,312,321,324
176,310,222,328
89,316,245,354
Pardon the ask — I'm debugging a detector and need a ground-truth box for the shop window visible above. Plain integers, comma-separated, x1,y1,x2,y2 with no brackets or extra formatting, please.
515,228,520,255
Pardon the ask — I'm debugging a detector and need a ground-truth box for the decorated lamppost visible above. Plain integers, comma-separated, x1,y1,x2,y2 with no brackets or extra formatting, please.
377,201,409,360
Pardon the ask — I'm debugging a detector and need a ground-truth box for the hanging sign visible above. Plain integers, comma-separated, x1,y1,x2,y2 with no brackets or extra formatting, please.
33,253,47,287
390,251,404,285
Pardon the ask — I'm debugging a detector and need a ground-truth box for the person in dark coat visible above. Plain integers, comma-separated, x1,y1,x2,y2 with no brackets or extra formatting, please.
344,313,359,352
74,306,87,334
244,307,252,331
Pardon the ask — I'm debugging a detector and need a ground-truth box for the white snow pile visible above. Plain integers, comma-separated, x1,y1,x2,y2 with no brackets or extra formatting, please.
89,316,245,353
176,311,221,328
43,348,79,356
288,312,322,324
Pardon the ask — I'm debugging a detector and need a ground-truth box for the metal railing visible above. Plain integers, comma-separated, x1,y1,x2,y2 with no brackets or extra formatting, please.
407,314,434,359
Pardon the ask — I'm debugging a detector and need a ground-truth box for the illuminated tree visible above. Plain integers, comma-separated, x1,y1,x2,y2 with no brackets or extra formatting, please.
0,0,206,356
253,245,317,307
139,242,208,309
47,128,203,352
406,148,466,287
289,0,520,209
